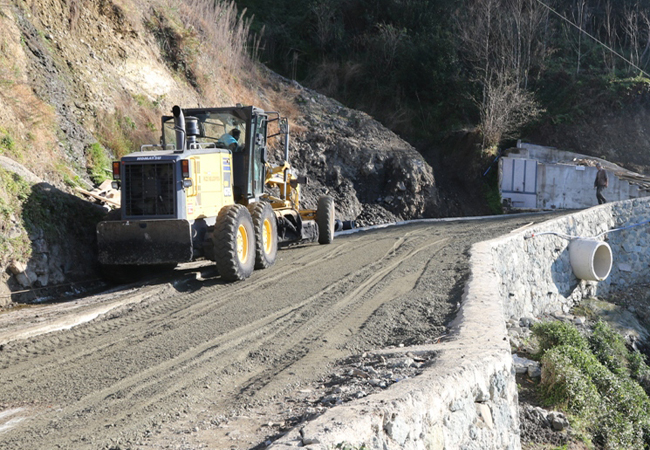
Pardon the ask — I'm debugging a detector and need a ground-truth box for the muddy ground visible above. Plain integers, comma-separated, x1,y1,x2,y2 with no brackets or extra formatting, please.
0,213,568,449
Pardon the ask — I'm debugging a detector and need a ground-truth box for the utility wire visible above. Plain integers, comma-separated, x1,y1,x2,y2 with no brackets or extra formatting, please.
533,0,650,78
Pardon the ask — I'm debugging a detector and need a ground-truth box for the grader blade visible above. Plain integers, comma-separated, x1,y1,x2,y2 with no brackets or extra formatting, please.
97,219,193,265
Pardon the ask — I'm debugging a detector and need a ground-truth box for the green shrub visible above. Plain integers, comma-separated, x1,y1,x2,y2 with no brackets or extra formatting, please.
540,345,601,413
629,350,650,394
1,133,15,152
0,169,33,262
86,142,111,185
538,322,650,449
483,165,502,214
589,321,630,375
0,128,23,160
532,321,588,357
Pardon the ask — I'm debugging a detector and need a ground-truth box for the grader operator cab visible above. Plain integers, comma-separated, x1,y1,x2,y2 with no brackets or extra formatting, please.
97,105,335,282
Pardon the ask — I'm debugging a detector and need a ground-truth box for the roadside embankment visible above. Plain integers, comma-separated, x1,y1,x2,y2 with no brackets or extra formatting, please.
270,198,650,449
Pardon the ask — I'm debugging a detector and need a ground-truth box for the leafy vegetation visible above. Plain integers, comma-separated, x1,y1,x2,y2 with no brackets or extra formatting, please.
86,143,111,185
533,321,589,357
532,320,650,449
0,168,33,263
235,0,650,148
483,167,503,214
0,127,23,161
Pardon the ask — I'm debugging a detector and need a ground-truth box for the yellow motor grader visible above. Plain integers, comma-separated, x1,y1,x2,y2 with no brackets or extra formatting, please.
96,105,335,282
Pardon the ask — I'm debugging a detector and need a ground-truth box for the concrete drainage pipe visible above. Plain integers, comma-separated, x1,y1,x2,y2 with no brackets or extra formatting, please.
569,238,613,281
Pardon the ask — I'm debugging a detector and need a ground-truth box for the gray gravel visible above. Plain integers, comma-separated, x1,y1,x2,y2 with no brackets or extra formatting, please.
0,212,567,449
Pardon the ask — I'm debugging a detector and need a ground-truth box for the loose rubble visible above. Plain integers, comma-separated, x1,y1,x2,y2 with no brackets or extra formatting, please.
268,74,440,226
75,179,121,211
520,404,571,447
250,350,436,445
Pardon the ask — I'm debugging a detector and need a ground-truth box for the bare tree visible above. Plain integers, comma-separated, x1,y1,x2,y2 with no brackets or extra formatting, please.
561,0,589,76
639,10,650,70
479,76,542,147
373,23,407,69
623,4,642,73
504,0,547,88
602,0,618,75
456,0,544,149
312,0,338,53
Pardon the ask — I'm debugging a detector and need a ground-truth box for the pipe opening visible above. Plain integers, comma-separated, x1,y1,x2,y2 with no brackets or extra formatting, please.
569,239,613,281
593,244,613,280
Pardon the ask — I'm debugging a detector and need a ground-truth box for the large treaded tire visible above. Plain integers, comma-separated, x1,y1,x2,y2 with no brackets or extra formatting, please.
248,202,278,270
316,196,335,245
212,204,255,282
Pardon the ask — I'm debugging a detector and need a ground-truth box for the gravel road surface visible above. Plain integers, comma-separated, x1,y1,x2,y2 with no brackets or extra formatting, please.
0,213,566,449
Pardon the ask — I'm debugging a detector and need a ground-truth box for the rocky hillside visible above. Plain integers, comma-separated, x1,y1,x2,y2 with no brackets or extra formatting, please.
0,0,437,300
271,75,438,225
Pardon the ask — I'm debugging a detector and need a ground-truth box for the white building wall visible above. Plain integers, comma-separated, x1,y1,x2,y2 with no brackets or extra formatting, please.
500,145,645,210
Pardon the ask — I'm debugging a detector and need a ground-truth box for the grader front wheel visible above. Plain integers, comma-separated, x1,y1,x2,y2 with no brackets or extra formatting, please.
212,204,256,281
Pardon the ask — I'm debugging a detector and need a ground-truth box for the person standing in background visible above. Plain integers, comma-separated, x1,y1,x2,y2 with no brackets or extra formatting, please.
594,162,608,204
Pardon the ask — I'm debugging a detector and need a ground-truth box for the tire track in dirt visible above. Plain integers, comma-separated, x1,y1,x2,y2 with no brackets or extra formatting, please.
0,226,419,448
237,235,450,403
0,214,569,449
0,238,368,374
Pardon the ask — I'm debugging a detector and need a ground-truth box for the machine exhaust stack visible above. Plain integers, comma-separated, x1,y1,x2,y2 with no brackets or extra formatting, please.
172,105,186,152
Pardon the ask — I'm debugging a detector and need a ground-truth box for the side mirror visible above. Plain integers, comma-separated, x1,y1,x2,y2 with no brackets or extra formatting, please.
261,147,268,164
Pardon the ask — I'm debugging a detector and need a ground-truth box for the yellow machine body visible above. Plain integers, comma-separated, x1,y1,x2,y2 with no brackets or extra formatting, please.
184,153,235,221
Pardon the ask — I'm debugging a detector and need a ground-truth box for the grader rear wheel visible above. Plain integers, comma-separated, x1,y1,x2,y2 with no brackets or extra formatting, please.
212,204,255,281
316,195,335,245
248,202,278,270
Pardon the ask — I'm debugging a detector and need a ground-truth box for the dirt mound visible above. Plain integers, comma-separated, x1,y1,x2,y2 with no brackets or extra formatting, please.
266,76,439,224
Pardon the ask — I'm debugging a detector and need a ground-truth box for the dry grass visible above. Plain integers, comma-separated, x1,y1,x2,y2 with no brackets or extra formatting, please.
147,0,262,105
147,0,303,127
177,0,256,79
95,92,163,159
0,12,59,180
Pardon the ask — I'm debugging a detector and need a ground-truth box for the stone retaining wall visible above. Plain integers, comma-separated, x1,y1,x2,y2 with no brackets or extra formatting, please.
270,198,650,449
494,198,650,320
